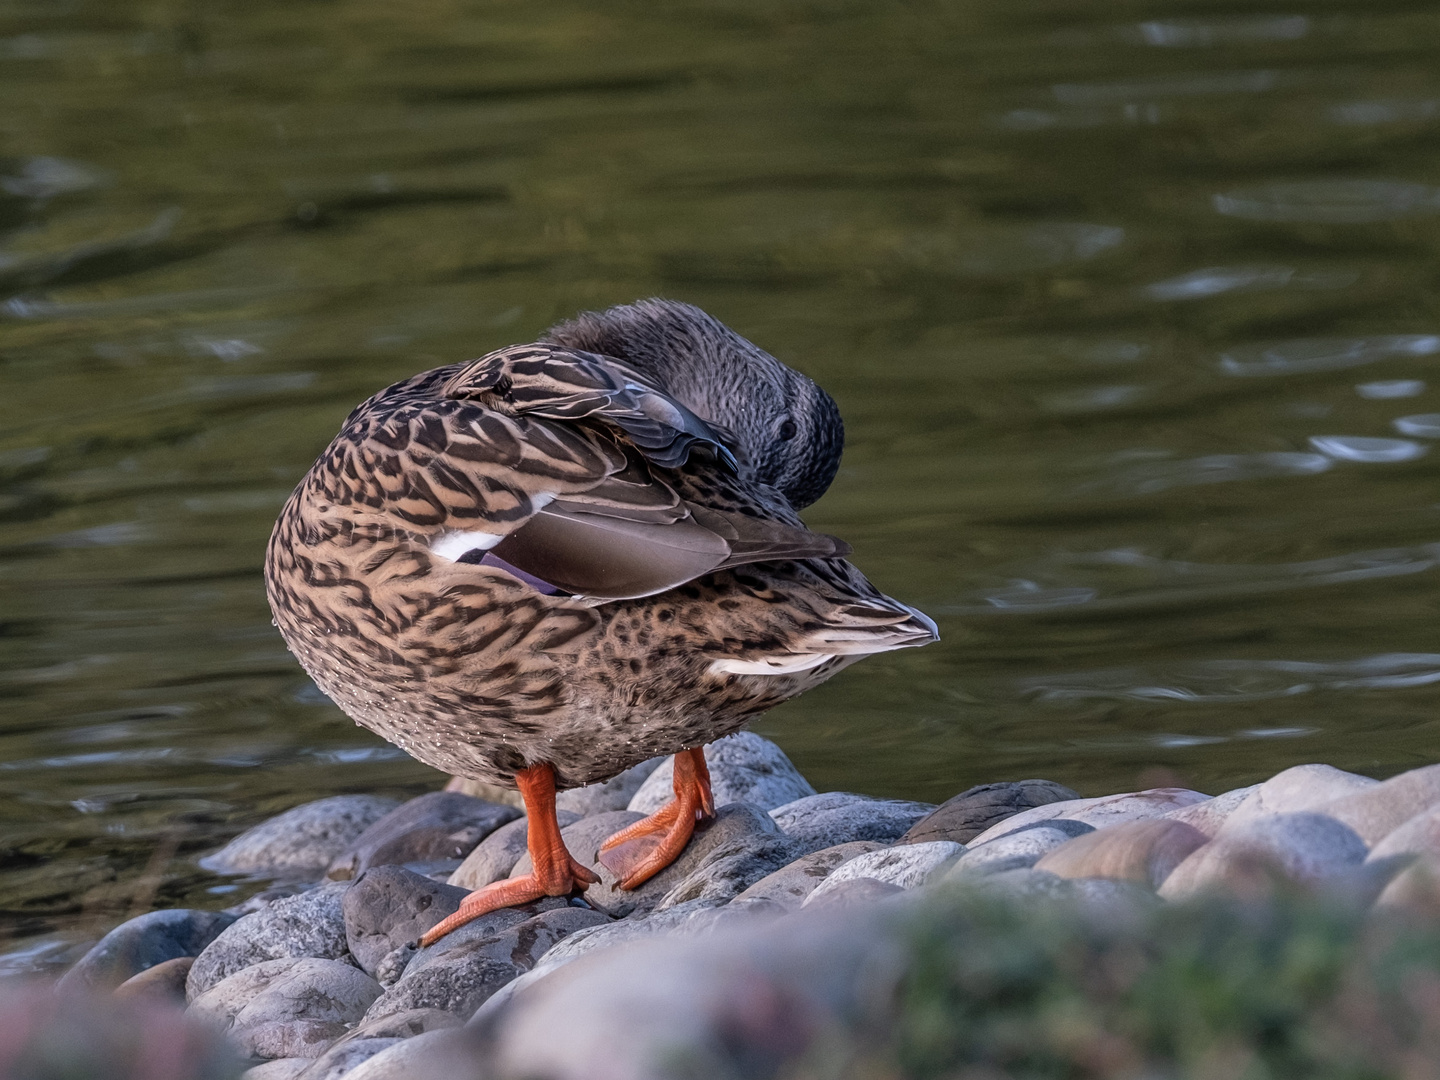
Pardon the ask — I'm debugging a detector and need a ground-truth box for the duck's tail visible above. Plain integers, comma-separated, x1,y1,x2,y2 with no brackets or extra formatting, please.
708,587,938,677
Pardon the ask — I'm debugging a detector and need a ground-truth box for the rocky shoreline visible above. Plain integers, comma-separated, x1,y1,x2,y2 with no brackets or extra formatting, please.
44,732,1440,1079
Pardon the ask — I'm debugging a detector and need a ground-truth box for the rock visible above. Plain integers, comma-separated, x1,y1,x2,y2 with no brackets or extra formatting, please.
481,903,903,1080
343,866,470,975
802,841,964,907
471,898,779,1025
802,876,906,909
326,792,520,881
225,885,310,918
966,788,1209,846
202,796,400,877
188,882,351,999
555,759,665,816
444,776,525,810
375,944,418,988
340,1028,486,1080
1223,765,1378,831
1159,812,1369,900
448,811,582,891
1364,803,1440,916
942,820,1096,879
953,868,1157,920
627,732,816,814
58,908,237,993
1161,786,1258,838
900,780,1081,845
1373,860,1440,918
334,1007,462,1044
527,898,779,979
189,956,382,1060
731,841,886,908
1317,764,1440,846
294,1039,403,1079
242,1060,311,1080
113,955,195,1003
1369,802,1440,862
364,903,609,1022
1033,819,1208,888
573,803,799,918
769,792,934,851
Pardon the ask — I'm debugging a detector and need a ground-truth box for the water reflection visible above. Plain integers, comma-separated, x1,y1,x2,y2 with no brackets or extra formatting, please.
1080,451,1332,496
1308,435,1426,463
1213,180,1440,223
1021,654,1440,705
1132,16,1311,47
943,540,1440,616
1356,380,1425,399
1143,265,1354,301
1218,336,1440,376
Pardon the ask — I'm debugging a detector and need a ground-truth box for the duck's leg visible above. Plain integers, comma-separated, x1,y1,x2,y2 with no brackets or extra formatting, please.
597,747,715,889
419,762,597,946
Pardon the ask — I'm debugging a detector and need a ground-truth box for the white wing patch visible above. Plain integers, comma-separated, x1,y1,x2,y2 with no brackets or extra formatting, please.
429,495,557,563
709,654,835,676
430,530,504,561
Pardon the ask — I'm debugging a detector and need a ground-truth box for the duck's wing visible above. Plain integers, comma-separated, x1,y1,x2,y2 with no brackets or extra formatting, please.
441,344,738,471
417,344,846,601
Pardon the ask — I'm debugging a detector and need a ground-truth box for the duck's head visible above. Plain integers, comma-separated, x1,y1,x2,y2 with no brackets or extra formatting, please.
544,298,843,509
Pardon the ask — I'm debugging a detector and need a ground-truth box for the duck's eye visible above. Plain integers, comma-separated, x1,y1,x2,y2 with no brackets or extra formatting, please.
777,419,797,441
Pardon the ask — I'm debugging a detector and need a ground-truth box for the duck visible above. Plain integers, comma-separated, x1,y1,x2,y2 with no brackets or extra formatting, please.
264,299,937,943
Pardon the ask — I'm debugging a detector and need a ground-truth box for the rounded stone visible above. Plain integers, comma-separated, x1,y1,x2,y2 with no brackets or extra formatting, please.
802,876,906,910
340,1028,485,1080
900,780,1081,845
768,792,934,852
731,841,886,908
201,796,400,877
241,1060,311,1080
58,908,236,993
113,955,195,1004
943,820,1096,880
489,896,785,1013
325,792,520,881
801,841,963,907
1369,801,1440,862
966,788,1209,846
1373,859,1440,918
627,733,816,814
1161,786,1258,838
1159,812,1368,900
564,803,797,919
189,956,382,1061
1317,763,1440,846
343,865,470,975
1032,819,1208,888
292,1038,403,1079
365,904,609,1023
188,882,351,1000
448,810,581,892
1222,765,1378,831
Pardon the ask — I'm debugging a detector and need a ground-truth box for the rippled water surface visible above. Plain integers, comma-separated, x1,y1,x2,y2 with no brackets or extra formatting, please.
6,0,1440,967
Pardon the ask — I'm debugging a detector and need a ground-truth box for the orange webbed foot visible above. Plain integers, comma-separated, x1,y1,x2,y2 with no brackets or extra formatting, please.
598,747,714,890
419,855,597,947
419,761,598,948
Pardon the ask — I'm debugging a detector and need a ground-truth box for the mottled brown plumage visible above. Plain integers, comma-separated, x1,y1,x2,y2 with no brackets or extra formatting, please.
265,300,936,799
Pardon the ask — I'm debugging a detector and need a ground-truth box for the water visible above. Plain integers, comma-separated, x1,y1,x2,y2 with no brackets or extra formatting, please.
4,0,1440,965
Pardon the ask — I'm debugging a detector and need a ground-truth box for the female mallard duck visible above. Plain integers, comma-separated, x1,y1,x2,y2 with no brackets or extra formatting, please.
265,299,936,943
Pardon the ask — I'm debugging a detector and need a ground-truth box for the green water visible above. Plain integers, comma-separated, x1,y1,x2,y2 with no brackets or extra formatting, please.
5,0,1440,969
